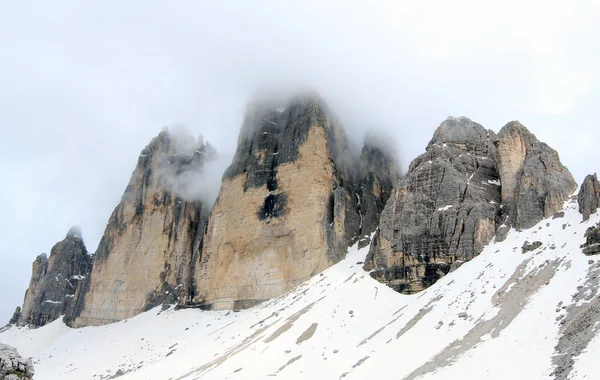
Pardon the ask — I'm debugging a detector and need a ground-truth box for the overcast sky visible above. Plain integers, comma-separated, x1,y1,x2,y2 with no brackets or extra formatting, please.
1,0,599,323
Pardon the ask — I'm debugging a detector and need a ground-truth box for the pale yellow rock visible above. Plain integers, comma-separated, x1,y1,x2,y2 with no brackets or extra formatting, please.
72,133,205,327
495,126,527,202
192,125,343,309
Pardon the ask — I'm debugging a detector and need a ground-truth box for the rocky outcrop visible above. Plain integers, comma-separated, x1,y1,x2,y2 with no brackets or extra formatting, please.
7,308,21,326
18,227,92,327
495,121,577,230
0,343,34,379
366,118,578,294
522,240,543,253
578,174,600,221
189,94,396,310
365,117,501,293
68,130,215,327
581,223,600,256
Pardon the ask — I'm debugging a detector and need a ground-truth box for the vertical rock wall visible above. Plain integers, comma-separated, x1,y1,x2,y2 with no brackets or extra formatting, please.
495,121,577,230
357,138,398,240
18,227,92,327
68,131,214,327
365,117,501,293
190,95,395,309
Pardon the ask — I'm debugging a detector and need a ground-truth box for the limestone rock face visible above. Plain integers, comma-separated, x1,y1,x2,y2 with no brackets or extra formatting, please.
495,121,577,230
0,344,34,379
365,117,501,293
18,227,92,327
189,95,393,310
357,137,398,238
68,130,214,327
578,174,600,221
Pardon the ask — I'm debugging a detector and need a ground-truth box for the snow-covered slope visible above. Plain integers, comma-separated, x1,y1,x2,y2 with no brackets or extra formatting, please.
2,197,599,380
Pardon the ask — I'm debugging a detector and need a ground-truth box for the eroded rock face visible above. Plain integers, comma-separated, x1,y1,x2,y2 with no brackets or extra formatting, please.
495,121,577,230
68,130,215,327
0,344,34,379
365,117,501,293
578,174,600,221
18,227,92,327
190,94,395,310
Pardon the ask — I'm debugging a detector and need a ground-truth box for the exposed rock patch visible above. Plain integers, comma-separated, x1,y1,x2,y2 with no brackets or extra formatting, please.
296,323,318,344
578,173,600,221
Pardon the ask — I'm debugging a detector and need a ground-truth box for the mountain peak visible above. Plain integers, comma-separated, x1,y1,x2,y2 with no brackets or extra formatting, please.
66,226,82,240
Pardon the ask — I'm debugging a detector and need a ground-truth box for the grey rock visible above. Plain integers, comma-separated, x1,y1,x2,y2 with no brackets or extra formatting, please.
449,260,465,273
0,343,34,379
357,235,371,250
577,173,600,221
495,224,510,242
357,133,399,236
495,121,577,230
18,227,93,327
522,241,543,253
365,117,501,293
581,223,600,256
551,260,600,379
7,307,21,326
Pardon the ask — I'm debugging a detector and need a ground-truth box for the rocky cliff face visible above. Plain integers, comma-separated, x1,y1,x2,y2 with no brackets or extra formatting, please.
578,174,600,221
17,227,92,327
68,130,215,327
14,95,397,327
189,94,396,310
366,117,576,294
357,136,398,241
7,308,21,326
0,344,34,379
365,117,501,293
494,121,577,230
